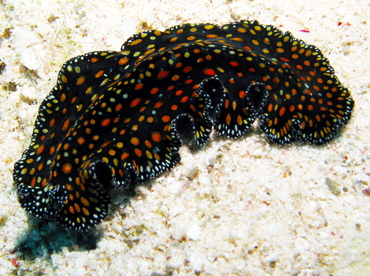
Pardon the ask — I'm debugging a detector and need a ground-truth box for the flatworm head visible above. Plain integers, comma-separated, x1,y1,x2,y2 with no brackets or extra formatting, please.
13,20,353,231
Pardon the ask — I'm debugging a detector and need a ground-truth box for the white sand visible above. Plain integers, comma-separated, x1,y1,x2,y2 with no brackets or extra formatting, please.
1,0,369,275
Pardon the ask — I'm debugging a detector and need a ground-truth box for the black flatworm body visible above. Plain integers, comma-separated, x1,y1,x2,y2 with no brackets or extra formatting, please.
13,20,354,231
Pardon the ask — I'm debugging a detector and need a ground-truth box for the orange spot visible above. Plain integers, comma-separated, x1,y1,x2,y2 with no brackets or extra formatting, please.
225,113,231,125
130,38,142,46
273,77,280,84
230,37,244,42
224,99,230,109
134,148,142,157
60,93,66,102
49,118,56,128
81,197,90,206
237,27,246,33
121,152,129,160
31,177,36,187
82,208,90,216
130,137,140,146
77,137,85,145
91,57,99,63
49,146,56,155
62,163,72,174
76,76,86,86
36,144,45,155
74,203,81,212
237,115,243,125
62,118,71,131
296,65,303,70
41,178,48,187
237,91,246,99
119,57,129,65
66,184,74,191
69,206,75,214
279,107,286,117
95,70,104,78
162,115,171,123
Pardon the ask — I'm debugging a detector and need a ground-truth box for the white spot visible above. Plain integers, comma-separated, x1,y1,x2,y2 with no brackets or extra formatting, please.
186,224,201,241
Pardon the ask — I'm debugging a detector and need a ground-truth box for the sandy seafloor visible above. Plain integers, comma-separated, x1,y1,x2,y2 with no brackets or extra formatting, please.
0,0,369,275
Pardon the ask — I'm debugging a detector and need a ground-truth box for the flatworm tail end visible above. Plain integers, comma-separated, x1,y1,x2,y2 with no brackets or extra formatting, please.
237,21,354,145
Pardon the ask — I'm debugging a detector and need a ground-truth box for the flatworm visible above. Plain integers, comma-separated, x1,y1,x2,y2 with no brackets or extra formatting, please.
13,20,354,231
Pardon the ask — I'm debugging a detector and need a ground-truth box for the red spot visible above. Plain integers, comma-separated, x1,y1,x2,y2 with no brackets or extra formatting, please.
238,91,246,98
115,103,123,112
150,87,159,94
183,66,193,73
203,68,216,76
338,22,351,26
151,131,162,142
180,96,189,103
157,70,169,79
154,101,164,108
134,148,142,157
135,83,144,90
11,258,19,268
299,29,310,33
229,61,240,67
130,98,142,108
101,118,111,126
362,187,370,197
279,106,286,117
